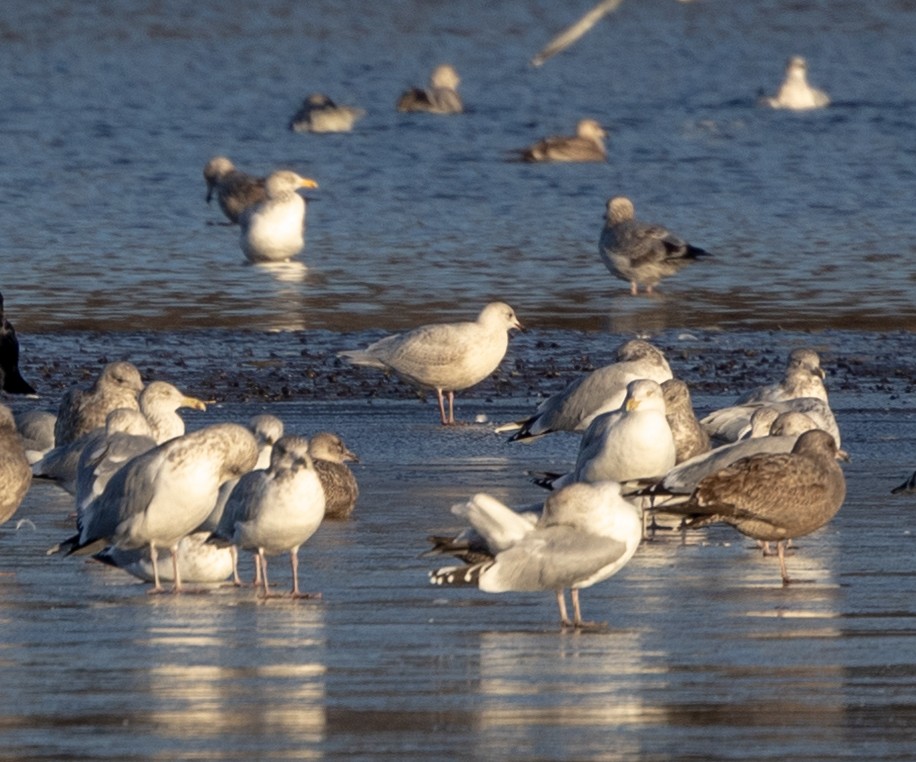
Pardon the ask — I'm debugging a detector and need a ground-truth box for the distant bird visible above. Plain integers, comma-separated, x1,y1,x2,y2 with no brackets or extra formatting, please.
309,431,360,520
396,64,463,114
338,302,522,425
662,378,710,464
0,292,36,395
498,338,672,441
0,404,32,526
203,156,267,224
531,0,625,67
599,197,712,296
658,430,847,585
210,435,326,598
514,118,607,162
429,482,643,629
762,56,830,111
53,361,144,446
138,381,207,444
289,93,366,133
52,423,259,593
239,170,319,263
892,471,916,495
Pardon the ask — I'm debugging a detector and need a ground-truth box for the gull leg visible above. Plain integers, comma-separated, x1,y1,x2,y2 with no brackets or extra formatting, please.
258,549,269,598
570,588,602,630
436,389,449,425
230,546,241,586
148,542,164,594
556,589,571,627
447,391,455,425
778,540,792,586
289,546,320,599
170,543,183,593
630,281,638,296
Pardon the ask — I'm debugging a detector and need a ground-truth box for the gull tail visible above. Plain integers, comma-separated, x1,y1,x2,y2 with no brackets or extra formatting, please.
429,561,492,587
892,470,916,495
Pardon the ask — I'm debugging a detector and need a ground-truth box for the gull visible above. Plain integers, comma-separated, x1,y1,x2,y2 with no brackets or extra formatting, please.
93,531,234,585
0,404,32,526
657,430,847,585
531,0,625,67
209,435,325,598
51,423,259,593
396,64,463,114
0,291,36,395
599,196,712,296
429,481,643,629
338,302,522,425
513,119,607,163
662,378,710,464
289,93,366,133
139,381,208,444
892,471,916,495
16,409,56,461
54,361,144,445
499,338,672,441
239,170,319,263
309,432,360,520
203,156,267,224
762,56,830,111
735,348,827,405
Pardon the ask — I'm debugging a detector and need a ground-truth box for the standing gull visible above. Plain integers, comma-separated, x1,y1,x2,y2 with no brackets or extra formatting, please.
54,361,143,446
513,119,607,163
659,430,847,585
0,292,36,395
52,423,259,593
0,404,32,527
138,381,208,444
429,482,642,629
396,64,463,114
500,338,672,441
762,56,830,111
289,93,366,133
309,432,360,520
599,197,712,296
239,170,319,264
338,302,522,425
203,156,267,224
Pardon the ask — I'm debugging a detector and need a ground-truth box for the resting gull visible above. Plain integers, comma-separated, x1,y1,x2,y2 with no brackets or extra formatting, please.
658,430,847,585
499,338,672,441
735,348,827,405
203,156,267,224
599,196,712,296
0,404,32,526
396,64,463,114
762,56,830,111
52,423,259,593
338,302,522,425
0,292,36,395
513,119,607,163
139,381,207,444
239,170,319,264
289,93,366,133
429,482,642,629
53,361,143,446
209,435,325,598
309,432,360,520
16,409,56,461
93,531,234,585
662,378,711,464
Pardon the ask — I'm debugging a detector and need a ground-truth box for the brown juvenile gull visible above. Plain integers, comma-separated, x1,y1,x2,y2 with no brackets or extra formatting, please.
762,56,830,111
0,404,32,527
309,431,360,520
429,482,643,629
51,423,259,593
289,93,366,133
499,338,672,441
239,170,319,264
514,119,607,163
662,378,711,464
396,64,463,114
599,196,712,296
658,430,847,585
338,302,522,425
0,291,36,395
54,361,144,446
209,435,325,598
203,156,267,224
139,381,208,444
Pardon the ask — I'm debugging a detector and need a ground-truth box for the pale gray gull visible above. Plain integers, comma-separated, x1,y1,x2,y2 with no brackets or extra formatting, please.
289,93,366,133
762,56,830,111
239,170,319,263
93,531,234,585
309,431,360,520
53,361,143,445
396,64,463,114
429,481,642,629
599,196,712,296
338,302,522,425
203,156,267,224
0,404,32,526
513,119,607,163
139,380,208,444
735,348,827,405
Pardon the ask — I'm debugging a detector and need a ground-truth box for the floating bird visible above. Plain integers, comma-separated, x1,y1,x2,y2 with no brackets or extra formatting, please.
396,64,463,114
93,531,234,585
203,156,267,224
599,197,712,296
762,56,830,111
513,118,607,162
52,423,259,593
657,430,847,585
0,404,32,527
662,378,710,464
309,432,360,520
210,435,325,598
499,339,672,441
429,482,642,629
239,170,319,263
289,93,366,133
53,361,143,446
338,302,522,425
139,381,207,444
0,292,36,395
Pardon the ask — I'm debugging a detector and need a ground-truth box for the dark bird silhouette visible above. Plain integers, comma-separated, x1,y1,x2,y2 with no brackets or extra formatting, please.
0,292,36,395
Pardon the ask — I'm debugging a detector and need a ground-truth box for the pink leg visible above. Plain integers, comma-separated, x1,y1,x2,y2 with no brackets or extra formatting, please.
230,546,241,586
290,548,299,596
436,389,449,425
556,589,571,627
630,281,638,296
148,542,164,594
258,549,270,598
170,544,183,593
447,391,455,425
778,540,791,585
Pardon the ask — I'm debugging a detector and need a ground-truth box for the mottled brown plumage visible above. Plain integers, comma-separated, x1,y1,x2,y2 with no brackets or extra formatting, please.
309,432,360,520
54,361,143,446
662,378,710,464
